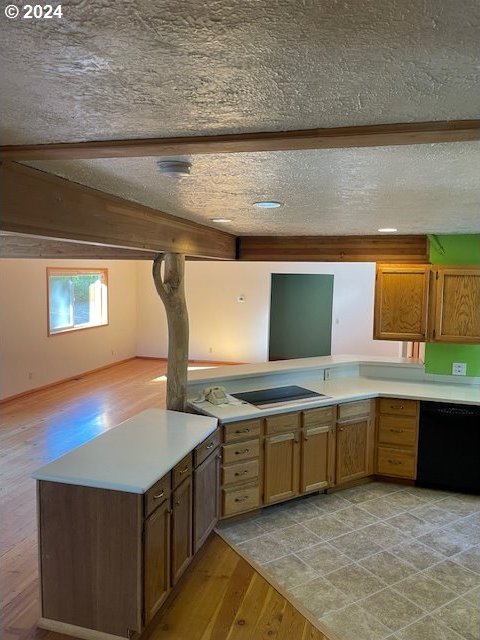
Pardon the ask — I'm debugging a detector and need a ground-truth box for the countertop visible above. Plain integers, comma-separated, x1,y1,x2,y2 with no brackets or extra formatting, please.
189,375,480,423
32,409,218,493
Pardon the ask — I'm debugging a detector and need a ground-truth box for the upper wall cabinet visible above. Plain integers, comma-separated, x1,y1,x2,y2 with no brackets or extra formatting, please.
432,268,480,343
374,265,430,341
374,265,480,344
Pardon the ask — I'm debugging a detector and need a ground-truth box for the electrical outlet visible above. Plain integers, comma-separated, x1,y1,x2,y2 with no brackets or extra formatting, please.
324,368,332,380
452,362,467,376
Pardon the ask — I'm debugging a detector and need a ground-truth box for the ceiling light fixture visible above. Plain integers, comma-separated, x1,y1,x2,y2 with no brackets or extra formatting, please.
156,160,192,178
378,228,398,233
211,218,232,223
254,201,282,209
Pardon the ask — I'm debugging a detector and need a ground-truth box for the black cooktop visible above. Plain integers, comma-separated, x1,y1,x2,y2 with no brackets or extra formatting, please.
231,385,328,408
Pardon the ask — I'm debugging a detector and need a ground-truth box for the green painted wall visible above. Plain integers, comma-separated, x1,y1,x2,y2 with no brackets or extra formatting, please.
425,234,480,376
269,273,333,360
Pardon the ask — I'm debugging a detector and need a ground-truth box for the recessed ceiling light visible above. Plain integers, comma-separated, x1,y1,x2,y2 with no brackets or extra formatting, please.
156,160,192,178
378,228,398,233
211,218,232,223
254,201,282,209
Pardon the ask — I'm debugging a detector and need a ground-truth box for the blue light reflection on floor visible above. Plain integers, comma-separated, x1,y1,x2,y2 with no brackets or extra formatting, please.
41,400,113,462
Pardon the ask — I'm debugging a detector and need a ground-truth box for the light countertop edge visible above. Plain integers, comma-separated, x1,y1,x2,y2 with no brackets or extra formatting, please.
188,376,480,423
32,408,218,494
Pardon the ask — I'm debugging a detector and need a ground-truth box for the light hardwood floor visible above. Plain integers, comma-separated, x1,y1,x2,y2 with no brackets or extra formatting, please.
1,358,331,640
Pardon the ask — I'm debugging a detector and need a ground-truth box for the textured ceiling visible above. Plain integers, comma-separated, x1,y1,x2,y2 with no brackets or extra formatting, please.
27,141,480,235
1,0,480,145
2,1,480,237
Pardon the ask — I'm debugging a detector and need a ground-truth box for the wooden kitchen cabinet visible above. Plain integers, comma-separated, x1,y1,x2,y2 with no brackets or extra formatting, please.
264,430,300,504
374,264,480,343
144,498,171,624
336,401,374,485
376,398,419,479
432,268,480,343
193,446,220,553
300,407,336,493
171,474,193,586
374,265,430,341
220,419,262,517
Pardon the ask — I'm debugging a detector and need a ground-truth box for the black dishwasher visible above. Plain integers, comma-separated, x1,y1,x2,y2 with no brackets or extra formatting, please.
417,401,480,494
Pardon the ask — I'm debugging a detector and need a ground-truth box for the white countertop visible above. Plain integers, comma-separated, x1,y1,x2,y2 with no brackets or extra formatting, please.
189,376,480,422
187,354,424,384
32,409,218,493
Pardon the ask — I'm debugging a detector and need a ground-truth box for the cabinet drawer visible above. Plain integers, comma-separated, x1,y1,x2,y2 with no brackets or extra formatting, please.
173,453,193,488
145,473,172,517
338,400,370,421
222,459,259,486
222,483,260,517
376,446,416,479
194,429,221,467
378,415,417,447
223,419,262,443
265,412,300,434
379,398,418,416
302,406,335,427
222,439,260,465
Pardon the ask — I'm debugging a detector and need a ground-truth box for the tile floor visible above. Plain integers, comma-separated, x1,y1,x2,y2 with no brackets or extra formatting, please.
217,483,480,640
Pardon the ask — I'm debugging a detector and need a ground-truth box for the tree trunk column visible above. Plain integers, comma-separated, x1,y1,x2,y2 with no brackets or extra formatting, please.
152,253,189,411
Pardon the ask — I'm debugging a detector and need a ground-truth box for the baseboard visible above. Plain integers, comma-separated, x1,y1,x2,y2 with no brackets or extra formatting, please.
38,618,128,640
0,357,136,405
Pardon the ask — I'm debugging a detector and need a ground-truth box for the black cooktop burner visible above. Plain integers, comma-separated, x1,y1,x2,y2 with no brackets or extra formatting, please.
231,385,328,408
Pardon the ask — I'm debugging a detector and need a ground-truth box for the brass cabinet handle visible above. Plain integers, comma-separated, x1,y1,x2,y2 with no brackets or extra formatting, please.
179,466,190,475
390,428,404,433
206,442,215,449
387,459,402,465
391,405,404,410
235,449,249,455
235,428,250,434
234,470,248,476
338,427,345,432
175,500,180,506
153,490,165,500
234,496,249,502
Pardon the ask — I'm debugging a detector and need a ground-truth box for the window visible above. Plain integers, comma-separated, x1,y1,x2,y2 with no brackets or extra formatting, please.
47,268,108,335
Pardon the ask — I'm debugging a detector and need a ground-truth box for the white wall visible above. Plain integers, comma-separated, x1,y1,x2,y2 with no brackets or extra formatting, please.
0,259,137,400
136,261,401,362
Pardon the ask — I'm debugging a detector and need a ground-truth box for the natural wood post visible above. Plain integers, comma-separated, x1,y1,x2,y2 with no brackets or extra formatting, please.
152,253,189,411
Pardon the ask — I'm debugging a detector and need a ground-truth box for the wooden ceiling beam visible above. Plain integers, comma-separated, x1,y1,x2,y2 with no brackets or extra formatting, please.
238,235,429,263
0,162,236,260
1,120,479,161
0,234,158,259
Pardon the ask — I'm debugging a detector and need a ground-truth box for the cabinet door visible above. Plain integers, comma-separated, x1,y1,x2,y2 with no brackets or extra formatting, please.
374,265,429,341
171,476,193,586
432,268,480,343
144,499,171,624
193,449,219,554
301,425,334,493
264,431,300,505
336,419,374,485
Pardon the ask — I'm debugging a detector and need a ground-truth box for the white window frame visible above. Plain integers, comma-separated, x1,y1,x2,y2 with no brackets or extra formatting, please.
47,267,109,336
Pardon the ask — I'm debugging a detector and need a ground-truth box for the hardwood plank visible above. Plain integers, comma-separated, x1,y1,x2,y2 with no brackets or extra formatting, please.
238,235,429,263
0,162,236,260
1,120,479,161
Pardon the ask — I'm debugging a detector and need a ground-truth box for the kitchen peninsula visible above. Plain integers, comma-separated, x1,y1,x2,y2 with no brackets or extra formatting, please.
33,409,219,640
